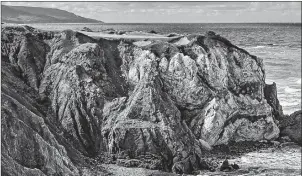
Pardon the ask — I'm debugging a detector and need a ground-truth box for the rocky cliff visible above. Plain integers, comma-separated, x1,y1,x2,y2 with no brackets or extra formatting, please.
1,26,283,175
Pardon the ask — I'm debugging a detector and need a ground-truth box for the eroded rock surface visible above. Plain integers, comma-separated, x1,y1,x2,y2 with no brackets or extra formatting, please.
1,39,79,175
1,25,282,175
264,82,284,120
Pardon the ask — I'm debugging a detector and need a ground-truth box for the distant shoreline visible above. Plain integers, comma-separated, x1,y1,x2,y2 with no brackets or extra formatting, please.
3,22,301,25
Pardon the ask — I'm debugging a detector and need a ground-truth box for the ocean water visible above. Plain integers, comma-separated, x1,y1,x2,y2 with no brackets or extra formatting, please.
199,144,301,176
28,23,301,115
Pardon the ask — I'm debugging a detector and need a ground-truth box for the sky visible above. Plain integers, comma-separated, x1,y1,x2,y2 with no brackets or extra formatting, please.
2,1,301,23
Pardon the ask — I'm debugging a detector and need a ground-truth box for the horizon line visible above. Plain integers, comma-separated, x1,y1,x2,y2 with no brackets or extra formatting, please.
5,22,301,24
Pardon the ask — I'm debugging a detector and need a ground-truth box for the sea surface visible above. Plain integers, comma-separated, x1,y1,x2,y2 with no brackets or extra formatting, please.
200,144,301,176
28,23,301,115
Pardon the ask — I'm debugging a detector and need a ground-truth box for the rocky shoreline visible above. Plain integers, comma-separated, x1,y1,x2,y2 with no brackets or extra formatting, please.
79,137,301,175
1,24,301,175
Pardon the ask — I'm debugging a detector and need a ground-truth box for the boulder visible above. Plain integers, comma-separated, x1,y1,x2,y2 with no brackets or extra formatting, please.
231,163,239,170
117,31,126,35
81,27,93,32
149,30,158,34
220,160,239,171
220,159,232,171
166,33,179,37
199,139,212,151
205,31,216,37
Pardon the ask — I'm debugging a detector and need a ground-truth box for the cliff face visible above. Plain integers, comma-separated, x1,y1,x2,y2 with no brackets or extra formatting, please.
1,27,80,176
1,26,280,175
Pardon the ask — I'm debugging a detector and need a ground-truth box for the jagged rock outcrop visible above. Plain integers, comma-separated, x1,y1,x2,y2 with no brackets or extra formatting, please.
264,82,284,120
39,31,106,156
1,49,79,175
279,110,301,145
1,26,49,91
1,25,282,175
1,26,98,176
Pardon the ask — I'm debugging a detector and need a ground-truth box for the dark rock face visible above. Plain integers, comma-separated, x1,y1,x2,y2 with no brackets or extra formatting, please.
219,159,239,172
231,163,239,170
149,30,158,34
220,159,231,171
280,110,302,145
264,82,284,120
1,26,281,175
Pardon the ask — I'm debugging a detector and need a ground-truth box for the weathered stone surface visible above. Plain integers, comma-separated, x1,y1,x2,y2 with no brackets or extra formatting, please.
280,110,302,145
1,63,79,175
40,42,106,156
1,26,282,174
101,33,280,173
1,26,50,91
1,27,97,175
264,82,284,120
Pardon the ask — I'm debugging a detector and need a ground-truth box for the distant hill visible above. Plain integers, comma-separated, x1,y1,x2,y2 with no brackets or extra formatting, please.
1,5,103,23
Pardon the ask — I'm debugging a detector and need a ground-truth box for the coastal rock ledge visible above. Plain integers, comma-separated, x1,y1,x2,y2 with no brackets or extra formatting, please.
1,26,281,175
